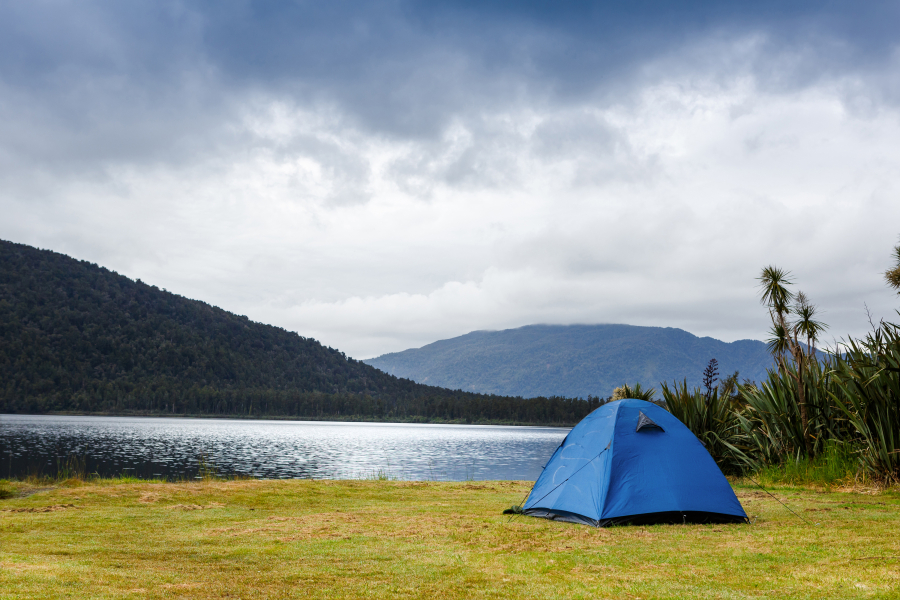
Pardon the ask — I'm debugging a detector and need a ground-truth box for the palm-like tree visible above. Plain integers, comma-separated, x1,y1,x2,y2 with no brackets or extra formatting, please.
759,265,795,316
766,323,790,359
759,266,795,373
757,266,826,455
794,292,827,358
886,241,900,293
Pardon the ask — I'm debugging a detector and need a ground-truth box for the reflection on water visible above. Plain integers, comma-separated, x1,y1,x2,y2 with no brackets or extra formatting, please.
0,414,568,481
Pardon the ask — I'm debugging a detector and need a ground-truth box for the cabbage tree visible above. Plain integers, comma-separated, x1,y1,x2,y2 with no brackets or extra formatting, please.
758,266,827,455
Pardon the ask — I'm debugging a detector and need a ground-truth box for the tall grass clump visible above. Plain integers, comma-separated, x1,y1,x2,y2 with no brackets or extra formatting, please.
0,480,14,499
830,319,900,483
196,453,222,481
361,468,398,481
55,455,88,482
754,439,860,487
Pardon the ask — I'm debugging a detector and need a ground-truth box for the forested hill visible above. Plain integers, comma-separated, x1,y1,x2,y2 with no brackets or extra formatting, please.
365,324,778,398
0,240,599,424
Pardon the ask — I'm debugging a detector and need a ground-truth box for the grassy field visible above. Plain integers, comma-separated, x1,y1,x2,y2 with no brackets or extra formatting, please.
1,478,898,599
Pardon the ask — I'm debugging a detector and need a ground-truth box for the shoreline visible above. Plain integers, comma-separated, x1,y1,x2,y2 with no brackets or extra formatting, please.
0,410,577,428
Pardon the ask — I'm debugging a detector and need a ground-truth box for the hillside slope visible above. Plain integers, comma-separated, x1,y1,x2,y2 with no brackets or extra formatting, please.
365,324,777,398
0,240,598,423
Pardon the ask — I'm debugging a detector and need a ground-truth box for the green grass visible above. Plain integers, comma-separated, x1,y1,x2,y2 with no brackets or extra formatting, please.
1,479,899,599
753,441,866,489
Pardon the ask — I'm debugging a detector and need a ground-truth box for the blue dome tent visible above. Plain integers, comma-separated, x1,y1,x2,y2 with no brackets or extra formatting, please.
523,399,748,526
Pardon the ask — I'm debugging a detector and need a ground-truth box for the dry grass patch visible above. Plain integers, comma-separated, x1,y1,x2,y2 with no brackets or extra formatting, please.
1,503,79,513
0,479,898,599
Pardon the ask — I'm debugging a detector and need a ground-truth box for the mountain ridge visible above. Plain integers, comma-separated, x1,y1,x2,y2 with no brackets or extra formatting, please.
364,323,777,398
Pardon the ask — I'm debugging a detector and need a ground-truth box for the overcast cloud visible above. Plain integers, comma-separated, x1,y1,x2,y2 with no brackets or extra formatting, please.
3,0,900,358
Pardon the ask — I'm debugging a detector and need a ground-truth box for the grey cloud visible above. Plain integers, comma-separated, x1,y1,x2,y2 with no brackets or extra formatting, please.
384,110,647,198
3,0,900,360
385,119,527,197
530,114,620,160
4,1,898,150
264,131,373,206
0,0,896,210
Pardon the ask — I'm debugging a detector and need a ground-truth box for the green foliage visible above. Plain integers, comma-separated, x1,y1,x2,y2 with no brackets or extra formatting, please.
659,249,900,484
361,469,398,481
0,481,14,499
756,265,828,456
829,320,900,483
55,455,88,482
664,329,898,485
0,239,602,425
660,380,748,474
793,292,827,350
611,382,656,401
885,240,900,292
738,359,849,467
196,454,221,481
758,265,794,314
754,440,861,488
660,351,872,483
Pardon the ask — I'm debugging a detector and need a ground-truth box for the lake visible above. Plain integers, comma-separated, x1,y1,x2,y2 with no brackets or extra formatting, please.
0,415,569,481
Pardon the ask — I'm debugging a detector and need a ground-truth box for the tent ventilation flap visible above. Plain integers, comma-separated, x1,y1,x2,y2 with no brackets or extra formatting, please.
636,411,664,432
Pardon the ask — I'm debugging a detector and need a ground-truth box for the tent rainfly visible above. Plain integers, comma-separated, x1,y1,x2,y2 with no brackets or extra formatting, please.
523,398,748,526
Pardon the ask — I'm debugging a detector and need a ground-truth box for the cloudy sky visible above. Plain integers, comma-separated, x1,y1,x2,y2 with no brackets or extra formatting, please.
3,1,900,358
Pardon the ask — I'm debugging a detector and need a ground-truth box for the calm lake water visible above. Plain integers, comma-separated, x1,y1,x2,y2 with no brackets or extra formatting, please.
0,415,568,481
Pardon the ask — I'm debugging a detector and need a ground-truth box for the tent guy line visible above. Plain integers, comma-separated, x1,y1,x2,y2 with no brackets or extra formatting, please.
744,474,817,527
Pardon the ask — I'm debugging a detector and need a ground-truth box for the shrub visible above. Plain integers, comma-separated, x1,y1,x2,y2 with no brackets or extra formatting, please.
611,383,656,401
738,358,849,467
830,320,900,483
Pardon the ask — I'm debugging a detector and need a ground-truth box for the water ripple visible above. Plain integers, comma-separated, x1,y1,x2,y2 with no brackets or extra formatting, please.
0,415,567,481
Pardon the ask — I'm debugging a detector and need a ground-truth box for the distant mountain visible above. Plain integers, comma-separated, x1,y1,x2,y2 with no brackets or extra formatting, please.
0,240,600,424
364,324,779,398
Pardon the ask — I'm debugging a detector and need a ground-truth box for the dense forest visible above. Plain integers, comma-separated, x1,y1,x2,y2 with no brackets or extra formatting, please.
0,240,602,425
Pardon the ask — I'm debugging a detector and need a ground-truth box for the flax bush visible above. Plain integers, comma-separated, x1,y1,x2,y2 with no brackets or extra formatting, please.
737,358,849,468
829,320,900,483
